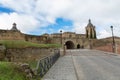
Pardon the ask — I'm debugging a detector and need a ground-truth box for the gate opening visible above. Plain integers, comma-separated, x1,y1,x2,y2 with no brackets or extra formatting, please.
77,44,80,49
65,41,74,49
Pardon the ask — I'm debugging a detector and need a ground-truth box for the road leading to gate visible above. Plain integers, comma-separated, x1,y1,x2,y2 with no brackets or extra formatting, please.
42,49,120,80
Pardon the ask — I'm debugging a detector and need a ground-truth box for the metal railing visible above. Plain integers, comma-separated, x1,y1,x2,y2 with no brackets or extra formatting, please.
36,49,60,77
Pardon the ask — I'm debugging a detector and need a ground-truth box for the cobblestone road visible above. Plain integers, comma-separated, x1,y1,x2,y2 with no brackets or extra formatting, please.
42,49,120,80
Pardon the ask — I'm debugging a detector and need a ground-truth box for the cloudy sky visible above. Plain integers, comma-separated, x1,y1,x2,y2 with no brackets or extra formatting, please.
0,0,120,39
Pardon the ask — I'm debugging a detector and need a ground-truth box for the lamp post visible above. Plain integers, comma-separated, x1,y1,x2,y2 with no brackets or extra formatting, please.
60,30,62,45
110,26,115,53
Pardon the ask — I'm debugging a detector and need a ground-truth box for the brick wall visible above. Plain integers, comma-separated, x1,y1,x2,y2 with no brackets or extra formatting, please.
94,43,120,54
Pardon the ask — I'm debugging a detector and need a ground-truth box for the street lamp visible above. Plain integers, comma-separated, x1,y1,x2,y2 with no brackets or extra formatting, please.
110,26,115,53
60,30,62,45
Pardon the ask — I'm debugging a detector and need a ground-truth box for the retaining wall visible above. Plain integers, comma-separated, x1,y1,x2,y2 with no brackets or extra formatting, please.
6,48,55,62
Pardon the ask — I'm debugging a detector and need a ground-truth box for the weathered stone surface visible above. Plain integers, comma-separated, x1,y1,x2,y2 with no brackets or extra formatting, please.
6,48,55,62
0,44,6,61
42,55,77,80
11,63,35,80
20,63,35,79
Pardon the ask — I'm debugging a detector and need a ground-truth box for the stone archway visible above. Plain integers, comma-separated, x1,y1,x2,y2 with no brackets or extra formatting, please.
77,44,80,49
65,41,75,49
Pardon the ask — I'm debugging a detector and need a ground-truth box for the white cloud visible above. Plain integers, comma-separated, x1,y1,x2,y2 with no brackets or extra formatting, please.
58,25,74,33
0,0,35,13
0,12,39,33
0,0,120,38
73,23,87,34
97,30,111,39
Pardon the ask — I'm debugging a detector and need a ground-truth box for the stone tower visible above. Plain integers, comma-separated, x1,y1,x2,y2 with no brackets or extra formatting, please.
86,19,96,39
11,23,19,31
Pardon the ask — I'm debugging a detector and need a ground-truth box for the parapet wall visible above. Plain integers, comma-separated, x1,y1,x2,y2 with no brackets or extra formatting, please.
0,29,47,44
0,30,24,40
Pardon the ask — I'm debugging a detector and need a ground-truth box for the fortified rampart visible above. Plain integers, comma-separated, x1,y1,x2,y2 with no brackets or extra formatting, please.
0,20,97,49
0,29,48,43
0,30,24,40
1,20,120,52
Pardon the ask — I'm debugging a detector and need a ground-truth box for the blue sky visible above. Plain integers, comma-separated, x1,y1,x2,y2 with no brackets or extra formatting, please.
29,18,73,35
0,7,14,13
0,0,120,38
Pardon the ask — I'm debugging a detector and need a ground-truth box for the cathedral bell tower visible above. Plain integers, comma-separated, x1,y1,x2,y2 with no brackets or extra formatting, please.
86,19,96,39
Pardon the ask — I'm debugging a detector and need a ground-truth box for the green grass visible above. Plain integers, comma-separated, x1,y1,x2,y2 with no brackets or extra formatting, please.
0,40,61,48
0,62,41,80
0,62,27,80
26,60,38,69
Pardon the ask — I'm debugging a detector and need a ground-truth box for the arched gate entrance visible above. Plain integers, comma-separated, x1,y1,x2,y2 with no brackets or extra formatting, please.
65,41,75,49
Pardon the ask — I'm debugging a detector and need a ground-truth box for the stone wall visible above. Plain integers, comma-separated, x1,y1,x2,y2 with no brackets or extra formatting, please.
25,34,47,44
0,44,6,60
0,30,24,40
94,43,113,53
6,48,55,62
0,29,48,44
93,43,120,54
0,29,89,48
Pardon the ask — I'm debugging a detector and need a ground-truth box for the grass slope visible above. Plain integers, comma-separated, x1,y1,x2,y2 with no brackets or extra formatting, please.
0,62,27,80
0,40,61,48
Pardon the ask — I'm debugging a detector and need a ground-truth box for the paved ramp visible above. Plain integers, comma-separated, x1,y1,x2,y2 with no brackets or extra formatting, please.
42,49,120,80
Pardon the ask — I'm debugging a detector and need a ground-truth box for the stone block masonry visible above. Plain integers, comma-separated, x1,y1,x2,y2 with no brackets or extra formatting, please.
5,48,55,62
0,44,6,60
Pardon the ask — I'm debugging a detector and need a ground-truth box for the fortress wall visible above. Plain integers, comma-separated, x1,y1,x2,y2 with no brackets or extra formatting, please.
62,32,76,38
25,35,41,43
0,30,25,40
92,38,120,54
94,43,113,53
6,48,55,62
23,34,48,44
51,37,61,44
0,30,48,44
93,43,120,54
